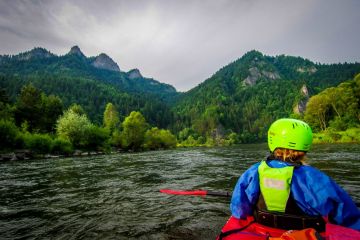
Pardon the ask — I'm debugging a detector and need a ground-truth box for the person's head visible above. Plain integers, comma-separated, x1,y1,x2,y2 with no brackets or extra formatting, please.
268,118,313,164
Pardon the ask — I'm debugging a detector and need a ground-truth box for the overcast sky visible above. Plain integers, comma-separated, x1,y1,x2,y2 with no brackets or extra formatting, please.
0,0,359,91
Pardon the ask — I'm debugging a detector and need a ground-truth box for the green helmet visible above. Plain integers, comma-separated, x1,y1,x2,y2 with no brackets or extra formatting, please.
268,118,313,152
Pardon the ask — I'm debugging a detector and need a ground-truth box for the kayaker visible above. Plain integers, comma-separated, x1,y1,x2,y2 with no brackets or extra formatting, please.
230,118,360,231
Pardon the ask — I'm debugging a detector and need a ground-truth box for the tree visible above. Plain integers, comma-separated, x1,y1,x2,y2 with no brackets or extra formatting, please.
14,84,63,133
304,94,330,131
15,84,42,131
0,87,10,104
103,103,120,133
0,120,20,149
68,104,86,116
40,94,63,132
120,111,148,151
56,107,92,148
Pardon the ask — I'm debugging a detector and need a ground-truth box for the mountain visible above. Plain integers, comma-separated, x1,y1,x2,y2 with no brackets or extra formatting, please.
0,46,176,95
0,46,177,127
1,47,359,143
172,50,360,142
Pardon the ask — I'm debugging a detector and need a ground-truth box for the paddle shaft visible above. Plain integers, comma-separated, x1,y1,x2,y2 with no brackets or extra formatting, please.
207,191,232,197
160,189,360,207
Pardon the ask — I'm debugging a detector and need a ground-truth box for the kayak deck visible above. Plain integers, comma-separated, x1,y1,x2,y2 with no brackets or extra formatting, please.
217,216,360,240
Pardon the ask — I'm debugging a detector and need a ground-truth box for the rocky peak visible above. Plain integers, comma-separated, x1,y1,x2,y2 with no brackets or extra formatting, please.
16,47,54,60
127,69,143,79
91,53,120,72
68,45,86,58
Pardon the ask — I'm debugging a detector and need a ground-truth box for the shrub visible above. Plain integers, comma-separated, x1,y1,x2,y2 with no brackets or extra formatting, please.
0,120,20,150
143,127,177,150
344,128,360,142
52,138,73,155
24,133,53,154
83,125,110,151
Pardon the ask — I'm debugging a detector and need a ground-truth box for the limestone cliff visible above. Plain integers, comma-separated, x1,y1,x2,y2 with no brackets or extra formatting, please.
91,53,120,72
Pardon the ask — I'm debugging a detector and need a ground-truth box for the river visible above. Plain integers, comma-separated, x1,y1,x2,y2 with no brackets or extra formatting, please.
0,144,359,239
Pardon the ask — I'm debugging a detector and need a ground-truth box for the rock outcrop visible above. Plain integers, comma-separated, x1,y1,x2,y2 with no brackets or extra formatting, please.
243,67,280,86
293,85,310,114
296,66,317,74
68,45,86,58
127,69,143,79
91,53,120,72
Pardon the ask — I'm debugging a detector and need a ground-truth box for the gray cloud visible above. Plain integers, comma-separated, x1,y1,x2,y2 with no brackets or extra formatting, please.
0,0,359,91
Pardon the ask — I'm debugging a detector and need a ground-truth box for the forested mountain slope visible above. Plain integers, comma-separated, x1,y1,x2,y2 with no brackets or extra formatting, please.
173,50,360,142
1,48,359,143
0,46,177,127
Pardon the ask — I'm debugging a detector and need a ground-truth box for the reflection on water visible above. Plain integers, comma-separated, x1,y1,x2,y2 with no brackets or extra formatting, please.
0,144,359,239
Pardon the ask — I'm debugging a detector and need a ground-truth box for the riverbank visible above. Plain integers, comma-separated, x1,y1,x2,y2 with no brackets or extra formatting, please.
313,128,360,144
0,149,108,162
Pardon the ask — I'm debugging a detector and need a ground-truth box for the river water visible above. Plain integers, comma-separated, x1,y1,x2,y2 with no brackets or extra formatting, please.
0,144,359,240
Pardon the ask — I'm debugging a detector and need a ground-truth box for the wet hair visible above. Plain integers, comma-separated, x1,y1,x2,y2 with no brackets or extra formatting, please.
269,148,306,165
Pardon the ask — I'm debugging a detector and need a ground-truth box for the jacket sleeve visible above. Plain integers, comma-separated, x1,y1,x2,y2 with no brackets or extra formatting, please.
291,166,360,230
230,162,261,219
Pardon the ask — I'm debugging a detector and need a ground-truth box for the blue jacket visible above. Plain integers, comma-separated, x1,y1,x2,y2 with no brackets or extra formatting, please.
230,160,360,230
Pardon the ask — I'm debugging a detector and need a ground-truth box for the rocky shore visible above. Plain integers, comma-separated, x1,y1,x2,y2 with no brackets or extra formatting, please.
0,150,106,162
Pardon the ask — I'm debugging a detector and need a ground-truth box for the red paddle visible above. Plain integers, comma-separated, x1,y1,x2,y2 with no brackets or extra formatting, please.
160,189,232,197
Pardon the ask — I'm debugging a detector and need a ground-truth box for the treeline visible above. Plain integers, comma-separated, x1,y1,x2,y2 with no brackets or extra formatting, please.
2,49,360,148
303,73,360,143
0,74,174,129
0,84,177,155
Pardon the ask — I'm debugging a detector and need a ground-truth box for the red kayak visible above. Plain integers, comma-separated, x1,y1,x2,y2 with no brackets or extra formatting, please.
217,216,360,240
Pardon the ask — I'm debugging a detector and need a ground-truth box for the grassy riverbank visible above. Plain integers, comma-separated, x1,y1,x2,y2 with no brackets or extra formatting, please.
313,128,360,144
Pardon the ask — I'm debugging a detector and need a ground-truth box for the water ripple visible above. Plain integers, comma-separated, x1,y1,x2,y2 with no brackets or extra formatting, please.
0,144,359,239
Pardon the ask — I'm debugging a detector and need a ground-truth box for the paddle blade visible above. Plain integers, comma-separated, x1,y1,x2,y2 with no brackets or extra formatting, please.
160,189,208,196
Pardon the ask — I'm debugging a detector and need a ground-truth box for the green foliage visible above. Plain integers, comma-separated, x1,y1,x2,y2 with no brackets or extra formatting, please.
179,135,199,147
0,48,178,127
0,87,10,103
178,128,200,142
23,133,53,154
52,138,73,155
143,127,177,150
304,76,359,132
68,104,85,116
14,83,42,131
0,120,20,150
120,111,148,151
225,132,238,145
14,84,63,133
40,94,64,132
343,128,360,142
313,128,360,143
0,102,14,121
1,48,360,149
173,51,360,143
103,103,120,133
83,125,110,151
56,107,92,148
